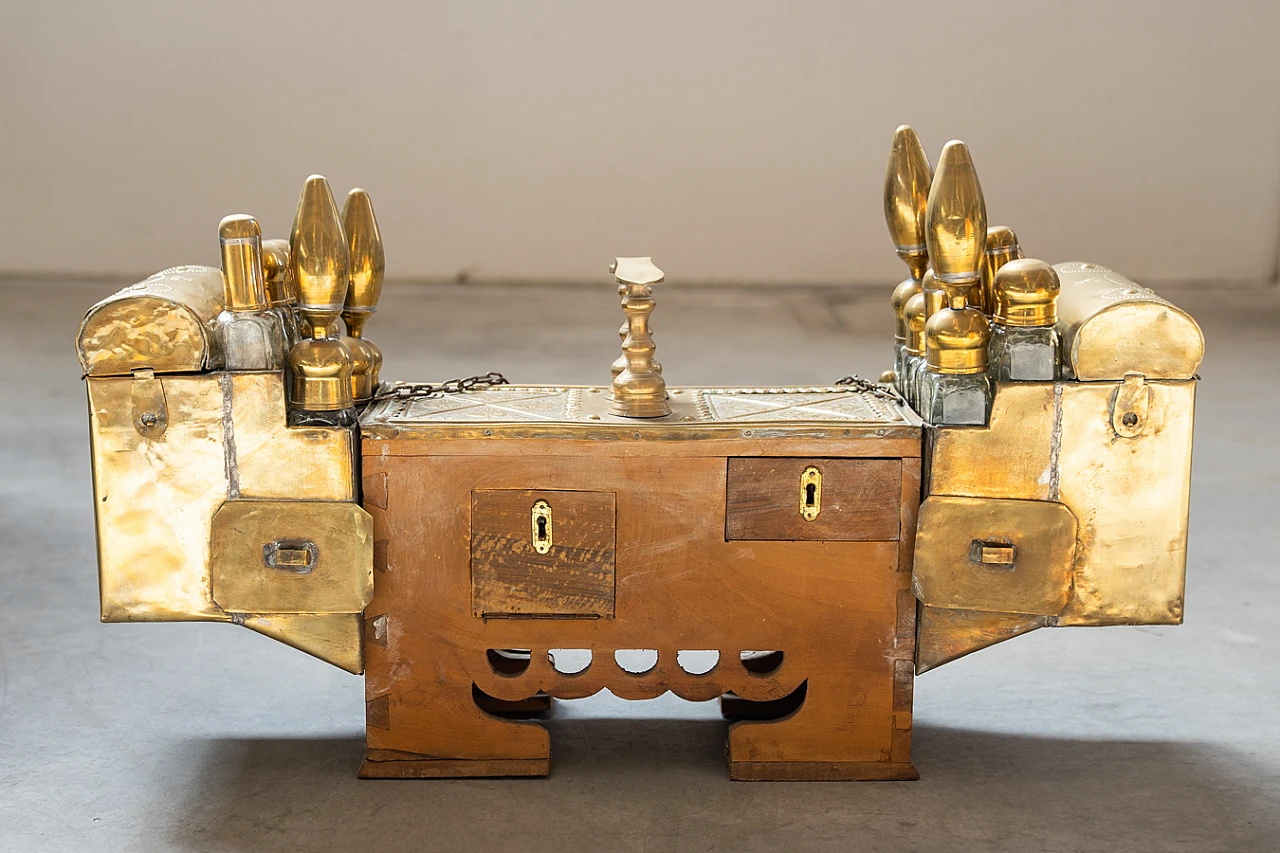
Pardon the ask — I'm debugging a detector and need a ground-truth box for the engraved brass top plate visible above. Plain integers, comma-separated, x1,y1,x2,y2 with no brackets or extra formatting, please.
360,385,920,441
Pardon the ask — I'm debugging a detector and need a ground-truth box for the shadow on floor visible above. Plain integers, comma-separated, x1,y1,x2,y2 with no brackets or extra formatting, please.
166,718,1279,853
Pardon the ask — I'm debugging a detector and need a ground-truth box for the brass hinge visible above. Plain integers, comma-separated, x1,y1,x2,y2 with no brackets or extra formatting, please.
1111,372,1150,438
130,368,168,438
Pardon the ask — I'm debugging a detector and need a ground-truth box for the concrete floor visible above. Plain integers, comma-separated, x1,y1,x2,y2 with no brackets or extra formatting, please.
1,277,1277,852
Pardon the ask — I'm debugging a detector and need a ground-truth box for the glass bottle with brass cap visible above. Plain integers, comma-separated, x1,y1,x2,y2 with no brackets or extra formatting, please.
215,215,286,370
982,226,1022,315
989,258,1061,381
286,175,357,426
901,292,927,411
922,140,993,425
883,125,933,391
339,188,385,404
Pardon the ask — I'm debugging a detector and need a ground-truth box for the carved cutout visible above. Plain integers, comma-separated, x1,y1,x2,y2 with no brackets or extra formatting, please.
740,650,784,675
487,648,532,676
614,649,658,675
677,650,720,675
548,648,592,675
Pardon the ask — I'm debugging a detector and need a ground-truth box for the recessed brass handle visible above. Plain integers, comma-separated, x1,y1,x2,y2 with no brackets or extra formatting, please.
531,500,553,554
799,466,822,522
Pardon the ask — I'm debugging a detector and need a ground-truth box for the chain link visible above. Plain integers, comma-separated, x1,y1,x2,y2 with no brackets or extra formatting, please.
371,372,510,402
833,374,902,402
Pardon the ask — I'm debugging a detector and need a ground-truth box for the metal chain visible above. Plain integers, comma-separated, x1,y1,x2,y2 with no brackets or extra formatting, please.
371,372,510,402
833,374,901,402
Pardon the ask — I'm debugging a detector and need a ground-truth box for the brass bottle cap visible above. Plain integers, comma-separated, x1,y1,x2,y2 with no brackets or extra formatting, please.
290,175,350,335
993,258,1060,327
983,225,1022,313
288,338,354,410
925,305,990,374
261,238,295,308
891,276,921,340
218,215,267,312
925,141,987,290
341,188,384,336
883,125,933,281
903,292,927,355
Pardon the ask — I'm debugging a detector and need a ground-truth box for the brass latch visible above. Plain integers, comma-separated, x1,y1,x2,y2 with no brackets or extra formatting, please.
1111,372,1150,438
969,539,1017,566
130,368,168,438
799,466,822,522
531,500,553,554
262,539,319,573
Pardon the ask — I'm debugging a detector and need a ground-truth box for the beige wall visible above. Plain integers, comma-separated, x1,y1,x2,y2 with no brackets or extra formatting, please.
3,1,1279,286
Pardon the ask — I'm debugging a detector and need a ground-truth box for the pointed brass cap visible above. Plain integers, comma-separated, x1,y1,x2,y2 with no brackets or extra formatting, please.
290,175,350,336
883,126,933,281
903,292,927,355
891,277,922,340
926,141,987,291
993,258,1060,327
925,306,991,374
341,188,384,334
219,214,267,312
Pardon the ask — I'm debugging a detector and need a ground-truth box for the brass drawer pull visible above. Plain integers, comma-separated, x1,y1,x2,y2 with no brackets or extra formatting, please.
799,466,822,522
531,500,553,554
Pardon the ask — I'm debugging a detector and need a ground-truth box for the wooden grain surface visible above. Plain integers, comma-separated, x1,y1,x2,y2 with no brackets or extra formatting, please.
725,457,901,541
471,489,616,618
360,436,919,780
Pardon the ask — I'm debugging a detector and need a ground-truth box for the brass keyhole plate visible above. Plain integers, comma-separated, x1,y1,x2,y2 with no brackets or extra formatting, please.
799,466,822,522
531,500,553,554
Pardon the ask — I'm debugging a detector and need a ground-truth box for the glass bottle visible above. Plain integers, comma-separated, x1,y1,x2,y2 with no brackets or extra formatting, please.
989,259,1061,382
216,215,286,371
923,294,993,426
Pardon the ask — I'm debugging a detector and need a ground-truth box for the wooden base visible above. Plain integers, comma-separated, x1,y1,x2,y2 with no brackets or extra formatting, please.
359,757,550,779
730,760,919,782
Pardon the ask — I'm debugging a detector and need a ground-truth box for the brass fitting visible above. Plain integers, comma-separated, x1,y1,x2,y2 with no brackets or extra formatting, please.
609,257,669,418
883,125,933,283
904,292,927,356
218,215,267,312
993,258,1060,328
983,226,1022,314
340,188,385,403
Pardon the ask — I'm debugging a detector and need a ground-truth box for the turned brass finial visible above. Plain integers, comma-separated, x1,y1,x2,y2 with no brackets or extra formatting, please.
883,125,933,283
340,188,385,403
287,175,354,412
609,257,669,418
219,215,267,312
926,141,987,308
983,226,1022,315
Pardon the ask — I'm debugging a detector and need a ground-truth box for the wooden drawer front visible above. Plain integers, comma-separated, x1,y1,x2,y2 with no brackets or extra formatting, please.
471,489,616,618
725,458,901,541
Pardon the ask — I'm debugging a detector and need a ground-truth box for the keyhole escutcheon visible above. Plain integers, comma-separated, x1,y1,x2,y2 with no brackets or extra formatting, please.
799,466,822,522
531,500,553,554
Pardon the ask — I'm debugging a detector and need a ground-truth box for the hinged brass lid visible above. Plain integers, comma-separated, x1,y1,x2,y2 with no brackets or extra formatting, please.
77,265,224,376
1054,262,1204,380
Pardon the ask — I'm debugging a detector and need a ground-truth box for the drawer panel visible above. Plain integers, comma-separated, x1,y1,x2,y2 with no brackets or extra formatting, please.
471,489,615,618
725,458,901,541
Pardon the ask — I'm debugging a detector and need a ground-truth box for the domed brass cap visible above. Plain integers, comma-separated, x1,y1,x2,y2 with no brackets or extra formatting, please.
925,141,987,289
903,292,927,355
883,125,933,281
983,225,1022,313
994,258,1060,327
891,276,922,340
925,306,991,374
343,335,383,403
288,337,354,410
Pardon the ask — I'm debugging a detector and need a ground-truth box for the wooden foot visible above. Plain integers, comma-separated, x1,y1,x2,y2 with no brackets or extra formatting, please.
729,761,919,782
